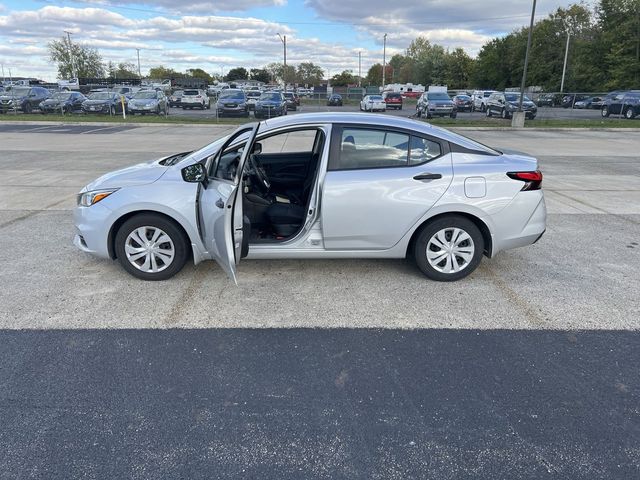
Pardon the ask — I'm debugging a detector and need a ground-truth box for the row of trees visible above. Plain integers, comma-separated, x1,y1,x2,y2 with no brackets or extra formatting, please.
47,0,638,91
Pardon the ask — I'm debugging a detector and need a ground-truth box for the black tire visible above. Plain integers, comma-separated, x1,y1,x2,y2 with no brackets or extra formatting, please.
625,107,635,119
486,107,492,117
110,106,116,116
115,214,189,281
23,103,32,114
601,106,610,118
501,108,507,119
413,215,484,282
450,113,457,119
480,103,486,112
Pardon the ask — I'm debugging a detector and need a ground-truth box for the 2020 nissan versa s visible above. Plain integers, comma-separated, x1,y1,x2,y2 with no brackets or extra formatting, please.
74,113,546,282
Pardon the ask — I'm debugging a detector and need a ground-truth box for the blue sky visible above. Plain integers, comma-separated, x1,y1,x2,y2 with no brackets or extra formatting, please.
0,0,578,81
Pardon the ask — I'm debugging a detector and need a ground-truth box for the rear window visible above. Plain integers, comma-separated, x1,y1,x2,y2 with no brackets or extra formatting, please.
183,90,199,95
386,93,402,99
427,92,450,100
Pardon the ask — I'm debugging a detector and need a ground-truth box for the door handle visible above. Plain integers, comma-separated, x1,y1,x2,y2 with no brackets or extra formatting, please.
215,198,225,209
413,173,442,181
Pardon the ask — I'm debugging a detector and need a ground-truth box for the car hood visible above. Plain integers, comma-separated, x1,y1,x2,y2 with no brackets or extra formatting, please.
130,98,157,104
84,99,111,105
0,95,26,101
83,157,171,192
42,99,69,106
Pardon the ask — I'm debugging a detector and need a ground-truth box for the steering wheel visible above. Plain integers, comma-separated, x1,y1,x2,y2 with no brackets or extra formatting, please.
248,154,271,195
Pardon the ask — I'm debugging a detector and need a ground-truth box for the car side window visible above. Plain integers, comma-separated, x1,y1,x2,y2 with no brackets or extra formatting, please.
258,129,317,154
336,128,409,170
409,137,442,165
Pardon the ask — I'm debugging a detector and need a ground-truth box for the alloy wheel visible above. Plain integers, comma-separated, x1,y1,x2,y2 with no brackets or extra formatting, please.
426,227,475,274
124,226,175,273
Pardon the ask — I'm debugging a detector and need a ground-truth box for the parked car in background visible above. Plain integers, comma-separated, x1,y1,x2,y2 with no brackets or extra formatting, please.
73,112,546,283
536,93,559,107
254,92,286,118
453,94,473,112
327,94,343,106
113,87,138,99
39,91,86,114
360,95,386,112
283,92,299,110
601,91,640,119
216,89,249,117
561,94,590,108
181,89,210,110
168,90,184,107
382,92,403,110
128,90,168,115
472,90,497,112
573,96,604,109
486,92,537,119
0,86,50,113
245,91,262,110
82,92,127,115
416,91,457,118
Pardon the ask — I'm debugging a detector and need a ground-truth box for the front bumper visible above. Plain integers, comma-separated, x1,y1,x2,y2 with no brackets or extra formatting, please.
73,203,114,259
83,105,110,113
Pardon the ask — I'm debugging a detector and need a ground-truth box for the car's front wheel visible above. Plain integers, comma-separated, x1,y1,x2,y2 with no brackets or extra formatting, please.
625,107,635,119
601,106,610,117
115,214,189,281
413,215,484,281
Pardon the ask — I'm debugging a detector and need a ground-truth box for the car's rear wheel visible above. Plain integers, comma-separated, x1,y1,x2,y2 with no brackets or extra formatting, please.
115,214,189,281
486,108,492,117
23,103,32,114
413,216,484,282
501,108,508,119
625,107,635,119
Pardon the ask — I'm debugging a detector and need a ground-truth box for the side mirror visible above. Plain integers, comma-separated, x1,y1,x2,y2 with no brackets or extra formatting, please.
181,163,207,183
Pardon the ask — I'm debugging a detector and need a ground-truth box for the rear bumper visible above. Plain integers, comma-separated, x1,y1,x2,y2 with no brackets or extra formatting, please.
490,191,547,256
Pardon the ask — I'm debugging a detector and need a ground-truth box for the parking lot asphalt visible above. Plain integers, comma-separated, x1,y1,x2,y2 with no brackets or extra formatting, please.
1,123,639,478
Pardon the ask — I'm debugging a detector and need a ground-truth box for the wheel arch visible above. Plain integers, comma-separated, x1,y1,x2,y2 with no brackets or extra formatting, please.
406,211,493,259
107,209,192,260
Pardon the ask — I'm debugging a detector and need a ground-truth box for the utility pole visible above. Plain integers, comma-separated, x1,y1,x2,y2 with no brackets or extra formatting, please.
560,29,570,93
382,33,387,89
358,51,362,87
277,33,287,91
64,30,77,80
518,0,536,113
136,48,142,79
1,64,4,83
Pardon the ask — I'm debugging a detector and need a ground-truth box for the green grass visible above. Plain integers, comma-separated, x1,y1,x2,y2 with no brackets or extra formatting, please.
0,112,248,125
1,112,638,129
424,117,640,128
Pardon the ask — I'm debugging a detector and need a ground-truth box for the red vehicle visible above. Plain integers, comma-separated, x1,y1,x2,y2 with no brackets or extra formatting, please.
382,92,403,110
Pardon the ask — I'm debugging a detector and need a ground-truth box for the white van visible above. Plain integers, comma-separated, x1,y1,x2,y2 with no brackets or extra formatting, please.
472,90,498,112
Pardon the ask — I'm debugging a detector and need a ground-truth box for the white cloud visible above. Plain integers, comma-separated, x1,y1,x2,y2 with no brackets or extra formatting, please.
82,0,287,14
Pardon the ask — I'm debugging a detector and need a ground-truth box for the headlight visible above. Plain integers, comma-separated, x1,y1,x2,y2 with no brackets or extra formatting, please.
77,188,118,207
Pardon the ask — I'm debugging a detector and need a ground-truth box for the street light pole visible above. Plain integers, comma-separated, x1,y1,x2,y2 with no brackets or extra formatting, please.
358,51,362,87
277,33,287,91
560,30,570,93
136,48,142,79
382,33,387,90
64,30,77,80
517,0,537,113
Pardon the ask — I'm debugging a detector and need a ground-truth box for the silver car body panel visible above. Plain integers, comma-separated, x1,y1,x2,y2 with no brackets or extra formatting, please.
73,113,546,278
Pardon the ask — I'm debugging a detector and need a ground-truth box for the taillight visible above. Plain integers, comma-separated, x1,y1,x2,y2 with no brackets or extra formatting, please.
507,170,543,190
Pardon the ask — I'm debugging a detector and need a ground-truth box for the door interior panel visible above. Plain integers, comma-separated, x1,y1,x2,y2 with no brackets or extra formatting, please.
253,152,311,188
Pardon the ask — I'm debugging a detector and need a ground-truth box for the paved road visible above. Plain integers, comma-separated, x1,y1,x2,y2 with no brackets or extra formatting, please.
0,123,639,478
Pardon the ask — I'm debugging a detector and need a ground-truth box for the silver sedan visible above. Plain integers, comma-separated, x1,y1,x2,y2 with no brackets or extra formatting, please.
73,113,546,282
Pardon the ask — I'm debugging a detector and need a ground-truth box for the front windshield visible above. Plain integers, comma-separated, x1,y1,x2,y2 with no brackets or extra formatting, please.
247,92,261,98
505,93,531,102
7,87,29,96
52,92,72,100
219,91,244,101
133,91,157,99
89,92,112,100
259,93,281,101
427,92,450,100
